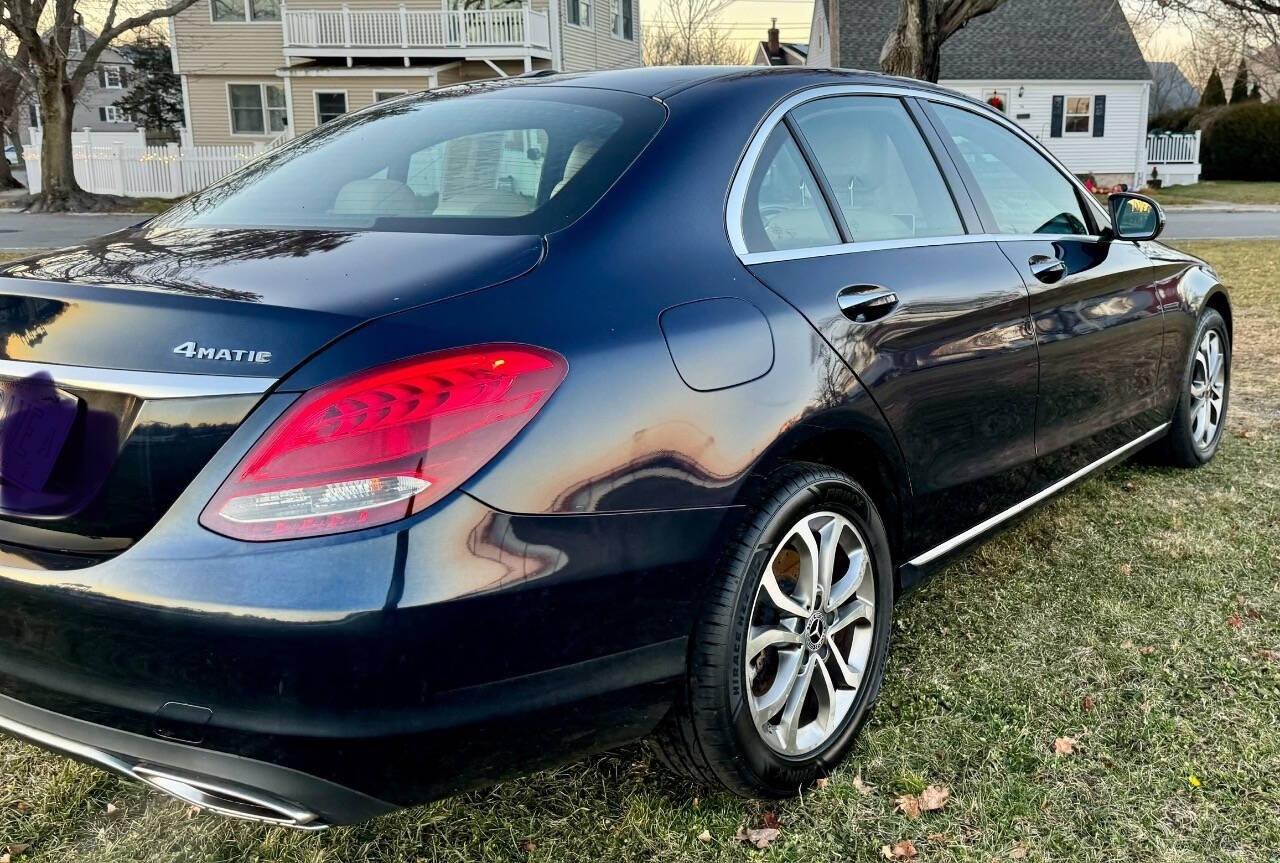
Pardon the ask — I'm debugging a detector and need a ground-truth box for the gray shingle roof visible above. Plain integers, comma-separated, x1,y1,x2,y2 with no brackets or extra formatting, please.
835,0,1151,81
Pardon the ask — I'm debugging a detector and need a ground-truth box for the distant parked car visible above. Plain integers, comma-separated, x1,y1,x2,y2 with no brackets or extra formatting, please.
0,67,1232,830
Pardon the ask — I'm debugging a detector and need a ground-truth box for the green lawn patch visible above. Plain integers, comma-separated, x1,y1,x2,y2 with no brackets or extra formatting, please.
1152,181,1280,206
2,241,1279,862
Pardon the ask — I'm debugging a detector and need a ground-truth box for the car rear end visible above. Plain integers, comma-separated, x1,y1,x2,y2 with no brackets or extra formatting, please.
0,81,693,826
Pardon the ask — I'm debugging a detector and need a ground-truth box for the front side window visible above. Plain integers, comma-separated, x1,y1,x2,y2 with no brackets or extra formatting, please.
790,96,964,243
611,0,632,38
213,0,280,21
1063,96,1091,133
228,83,287,134
568,0,591,27
152,88,665,235
100,105,129,123
315,91,348,125
101,66,123,88
741,125,841,253
931,102,1089,236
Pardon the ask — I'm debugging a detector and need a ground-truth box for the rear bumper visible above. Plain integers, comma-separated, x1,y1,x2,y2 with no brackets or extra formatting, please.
0,492,734,824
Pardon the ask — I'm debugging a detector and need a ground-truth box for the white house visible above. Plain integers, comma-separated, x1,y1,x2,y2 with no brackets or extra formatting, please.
807,0,1153,187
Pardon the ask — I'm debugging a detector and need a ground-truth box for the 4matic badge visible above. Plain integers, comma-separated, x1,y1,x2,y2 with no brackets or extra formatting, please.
173,341,272,364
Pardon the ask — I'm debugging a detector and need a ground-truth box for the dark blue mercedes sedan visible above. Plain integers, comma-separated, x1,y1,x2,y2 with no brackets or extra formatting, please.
0,67,1230,828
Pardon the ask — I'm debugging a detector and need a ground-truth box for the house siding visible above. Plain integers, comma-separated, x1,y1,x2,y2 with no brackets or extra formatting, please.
560,0,641,72
807,0,830,67
174,0,284,76
943,79,1150,180
184,74,284,145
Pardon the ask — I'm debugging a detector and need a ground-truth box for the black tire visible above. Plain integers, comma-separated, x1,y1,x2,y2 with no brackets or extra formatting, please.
1157,308,1230,468
649,463,893,797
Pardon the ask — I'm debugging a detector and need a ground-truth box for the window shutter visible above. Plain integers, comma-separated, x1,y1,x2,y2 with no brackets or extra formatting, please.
98,67,107,88
1050,95,1063,137
29,105,38,127
623,0,632,38
1092,94,1106,137
98,106,108,122
119,67,130,87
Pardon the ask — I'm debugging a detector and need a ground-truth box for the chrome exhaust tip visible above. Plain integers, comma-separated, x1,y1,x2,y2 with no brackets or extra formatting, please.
134,767,328,830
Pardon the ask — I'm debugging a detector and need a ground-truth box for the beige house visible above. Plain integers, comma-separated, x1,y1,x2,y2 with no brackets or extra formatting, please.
168,0,641,146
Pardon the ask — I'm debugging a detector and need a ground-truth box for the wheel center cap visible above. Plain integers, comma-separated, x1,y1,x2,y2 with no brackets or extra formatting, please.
805,613,826,649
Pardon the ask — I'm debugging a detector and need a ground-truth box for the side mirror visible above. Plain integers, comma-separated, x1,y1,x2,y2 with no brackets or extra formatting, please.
1108,192,1165,241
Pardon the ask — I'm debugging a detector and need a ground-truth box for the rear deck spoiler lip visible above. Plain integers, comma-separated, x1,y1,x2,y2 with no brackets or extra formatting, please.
0,358,275,400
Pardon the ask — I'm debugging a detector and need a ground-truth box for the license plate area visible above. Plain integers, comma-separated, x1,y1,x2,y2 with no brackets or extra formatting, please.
0,376,79,493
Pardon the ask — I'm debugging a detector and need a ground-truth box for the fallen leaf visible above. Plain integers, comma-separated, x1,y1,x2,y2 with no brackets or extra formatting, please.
696,829,711,843
105,803,121,818
1009,847,1028,859
815,777,830,790
185,805,201,820
1118,563,1132,576
735,826,781,850
1257,649,1279,662
894,794,922,818
1246,607,1263,621
853,773,875,795
927,832,948,842
1123,481,1137,492
2,853,9,863
1082,695,1095,711
919,785,950,812
882,839,918,859
14,801,27,813
1121,639,1135,649
1140,700,1152,715
762,811,781,829
1139,646,1156,656
1236,594,1246,607
520,841,537,852
1228,615,1244,629
1054,736,1077,756
6,846,29,859
1188,774,1201,788
692,796,699,809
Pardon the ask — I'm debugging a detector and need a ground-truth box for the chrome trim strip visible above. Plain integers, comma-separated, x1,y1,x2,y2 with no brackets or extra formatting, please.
738,232,1104,266
906,423,1170,567
0,711,325,830
725,81,1110,260
0,359,274,399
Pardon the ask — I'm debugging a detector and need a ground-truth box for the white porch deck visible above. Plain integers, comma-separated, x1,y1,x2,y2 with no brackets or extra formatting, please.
281,3,551,62
1146,131,1201,187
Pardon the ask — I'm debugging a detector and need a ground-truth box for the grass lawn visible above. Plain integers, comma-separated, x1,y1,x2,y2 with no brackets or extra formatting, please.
2,241,1279,862
1150,181,1280,207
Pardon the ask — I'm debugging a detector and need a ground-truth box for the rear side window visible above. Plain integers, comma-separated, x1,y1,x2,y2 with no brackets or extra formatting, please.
741,125,841,253
790,96,964,242
930,103,1089,236
152,88,665,236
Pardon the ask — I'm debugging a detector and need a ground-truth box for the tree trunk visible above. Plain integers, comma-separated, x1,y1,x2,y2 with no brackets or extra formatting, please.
35,70,89,211
880,0,943,81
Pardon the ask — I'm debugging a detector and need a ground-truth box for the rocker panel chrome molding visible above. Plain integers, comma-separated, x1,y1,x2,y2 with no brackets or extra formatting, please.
907,424,1170,567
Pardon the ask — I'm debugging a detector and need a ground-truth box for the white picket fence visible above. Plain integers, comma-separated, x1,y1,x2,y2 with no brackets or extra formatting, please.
23,128,280,199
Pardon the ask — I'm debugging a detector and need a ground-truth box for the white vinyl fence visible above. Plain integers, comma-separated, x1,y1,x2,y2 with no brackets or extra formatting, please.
23,128,280,198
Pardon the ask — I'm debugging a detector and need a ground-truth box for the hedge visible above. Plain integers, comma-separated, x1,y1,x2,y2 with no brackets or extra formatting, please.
1149,102,1280,181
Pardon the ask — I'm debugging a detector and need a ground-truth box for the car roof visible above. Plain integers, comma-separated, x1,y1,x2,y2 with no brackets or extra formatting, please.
515,65,960,100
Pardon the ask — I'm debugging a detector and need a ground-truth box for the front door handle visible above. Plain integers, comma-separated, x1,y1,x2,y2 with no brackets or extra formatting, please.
1029,254,1067,284
837,286,899,323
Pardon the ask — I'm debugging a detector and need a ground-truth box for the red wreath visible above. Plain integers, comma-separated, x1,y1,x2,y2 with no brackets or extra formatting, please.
987,95,1005,112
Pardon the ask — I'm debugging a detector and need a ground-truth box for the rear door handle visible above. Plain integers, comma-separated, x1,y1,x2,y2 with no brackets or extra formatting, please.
1029,254,1067,284
837,286,898,323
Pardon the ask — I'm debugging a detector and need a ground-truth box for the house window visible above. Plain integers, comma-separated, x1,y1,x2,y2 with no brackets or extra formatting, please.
28,104,40,128
213,0,280,22
228,83,288,134
101,66,123,89
610,0,632,39
315,91,348,125
373,90,408,102
100,105,130,123
1064,96,1091,133
568,0,591,27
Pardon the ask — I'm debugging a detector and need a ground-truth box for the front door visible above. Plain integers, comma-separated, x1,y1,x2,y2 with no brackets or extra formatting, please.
922,100,1166,485
737,95,1039,556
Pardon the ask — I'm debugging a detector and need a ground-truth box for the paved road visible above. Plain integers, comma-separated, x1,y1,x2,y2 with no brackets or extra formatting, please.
0,211,147,250
2,205,1279,251
1160,208,1280,240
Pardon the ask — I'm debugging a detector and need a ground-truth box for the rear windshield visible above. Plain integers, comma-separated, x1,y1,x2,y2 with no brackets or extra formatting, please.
152,85,666,236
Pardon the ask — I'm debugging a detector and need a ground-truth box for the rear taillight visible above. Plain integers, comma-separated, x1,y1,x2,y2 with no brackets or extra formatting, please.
200,344,566,541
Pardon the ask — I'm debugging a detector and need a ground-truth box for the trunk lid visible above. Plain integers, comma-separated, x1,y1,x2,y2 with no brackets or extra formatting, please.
0,225,543,561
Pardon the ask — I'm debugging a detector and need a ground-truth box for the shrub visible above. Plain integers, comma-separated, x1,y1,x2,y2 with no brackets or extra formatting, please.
1199,101,1280,180
1148,107,1198,132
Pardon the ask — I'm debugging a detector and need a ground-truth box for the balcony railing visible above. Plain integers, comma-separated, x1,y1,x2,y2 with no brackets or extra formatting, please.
282,4,551,52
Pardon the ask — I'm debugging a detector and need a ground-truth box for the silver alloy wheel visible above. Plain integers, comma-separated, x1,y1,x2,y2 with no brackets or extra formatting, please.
1190,329,1226,450
744,511,875,756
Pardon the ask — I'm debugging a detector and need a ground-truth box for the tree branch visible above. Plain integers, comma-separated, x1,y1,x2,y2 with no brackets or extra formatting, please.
71,0,200,89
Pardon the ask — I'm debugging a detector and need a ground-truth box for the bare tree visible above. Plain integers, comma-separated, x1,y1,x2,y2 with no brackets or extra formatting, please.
643,0,748,66
0,36,30,189
1131,0,1280,98
880,0,1008,81
0,0,201,211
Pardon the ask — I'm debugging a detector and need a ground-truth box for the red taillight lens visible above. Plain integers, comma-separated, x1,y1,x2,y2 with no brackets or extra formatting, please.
200,344,567,541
